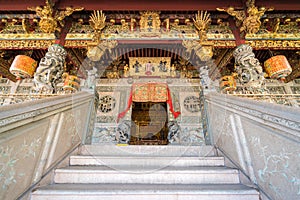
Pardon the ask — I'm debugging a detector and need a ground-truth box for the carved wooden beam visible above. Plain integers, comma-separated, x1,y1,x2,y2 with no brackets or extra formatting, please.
55,17,72,46
228,17,245,46
1,0,299,11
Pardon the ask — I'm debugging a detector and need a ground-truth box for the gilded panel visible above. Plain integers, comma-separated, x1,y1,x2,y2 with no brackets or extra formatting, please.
129,57,171,77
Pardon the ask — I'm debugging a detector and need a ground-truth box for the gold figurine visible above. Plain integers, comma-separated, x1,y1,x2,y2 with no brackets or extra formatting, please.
217,0,273,34
28,0,83,33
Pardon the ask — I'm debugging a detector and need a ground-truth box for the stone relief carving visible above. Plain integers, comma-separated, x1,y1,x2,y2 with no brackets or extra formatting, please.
96,116,116,123
115,120,131,144
210,98,300,133
227,103,300,132
92,127,117,144
167,121,180,144
85,67,97,90
0,137,42,190
199,65,213,89
98,95,116,113
183,96,201,113
250,136,300,199
33,44,67,93
180,127,205,145
63,110,81,145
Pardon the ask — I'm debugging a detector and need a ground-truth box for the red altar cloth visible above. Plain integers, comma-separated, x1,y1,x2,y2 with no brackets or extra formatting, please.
117,83,181,121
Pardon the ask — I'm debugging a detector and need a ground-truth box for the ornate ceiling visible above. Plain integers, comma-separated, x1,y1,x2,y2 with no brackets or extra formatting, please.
0,0,299,81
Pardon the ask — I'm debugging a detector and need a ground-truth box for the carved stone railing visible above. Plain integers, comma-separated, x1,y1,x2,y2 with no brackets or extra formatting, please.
205,92,300,200
0,91,96,200
0,93,60,106
231,94,300,107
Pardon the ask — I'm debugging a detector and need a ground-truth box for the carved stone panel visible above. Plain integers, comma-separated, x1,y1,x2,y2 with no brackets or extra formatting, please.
179,92,202,118
97,92,120,117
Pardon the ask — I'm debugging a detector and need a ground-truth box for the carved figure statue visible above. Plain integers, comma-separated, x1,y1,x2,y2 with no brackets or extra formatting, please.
217,0,273,34
123,64,129,77
28,0,83,33
115,120,131,144
86,67,97,89
167,121,180,143
233,44,265,91
33,44,67,93
170,64,176,77
106,66,120,79
199,65,212,89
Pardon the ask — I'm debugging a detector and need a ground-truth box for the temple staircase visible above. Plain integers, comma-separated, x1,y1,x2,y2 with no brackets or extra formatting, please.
31,145,260,200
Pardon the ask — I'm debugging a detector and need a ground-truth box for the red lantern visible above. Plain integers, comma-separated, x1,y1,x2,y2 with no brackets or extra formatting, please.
9,55,37,79
264,55,292,80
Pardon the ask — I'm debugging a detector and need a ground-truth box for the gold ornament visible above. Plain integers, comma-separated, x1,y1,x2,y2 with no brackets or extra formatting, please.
217,0,273,34
193,10,211,43
28,0,83,33
139,11,161,34
89,10,107,43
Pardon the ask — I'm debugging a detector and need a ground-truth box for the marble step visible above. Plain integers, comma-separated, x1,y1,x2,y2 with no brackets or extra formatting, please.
54,166,240,184
31,183,259,200
79,145,216,157
70,155,225,167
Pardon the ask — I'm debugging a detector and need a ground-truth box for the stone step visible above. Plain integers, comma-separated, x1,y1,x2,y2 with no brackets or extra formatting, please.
79,145,216,157
70,155,225,167
54,166,240,184
31,183,259,200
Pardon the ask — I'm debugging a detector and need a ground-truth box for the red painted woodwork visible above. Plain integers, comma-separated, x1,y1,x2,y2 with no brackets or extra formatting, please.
1,0,299,11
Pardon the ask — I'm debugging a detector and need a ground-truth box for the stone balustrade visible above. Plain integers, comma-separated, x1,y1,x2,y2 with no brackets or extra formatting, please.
0,91,96,200
205,92,300,200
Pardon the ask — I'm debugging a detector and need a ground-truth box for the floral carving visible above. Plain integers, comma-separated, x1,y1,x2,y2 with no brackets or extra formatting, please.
0,137,42,190
250,136,300,198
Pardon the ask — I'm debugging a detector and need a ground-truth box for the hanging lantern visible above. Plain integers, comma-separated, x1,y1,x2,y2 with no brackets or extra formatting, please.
264,55,292,80
62,73,80,91
219,75,237,92
9,55,37,79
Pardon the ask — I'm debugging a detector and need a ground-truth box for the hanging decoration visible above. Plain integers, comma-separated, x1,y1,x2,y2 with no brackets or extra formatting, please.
9,55,37,79
117,83,181,121
264,55,292,81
